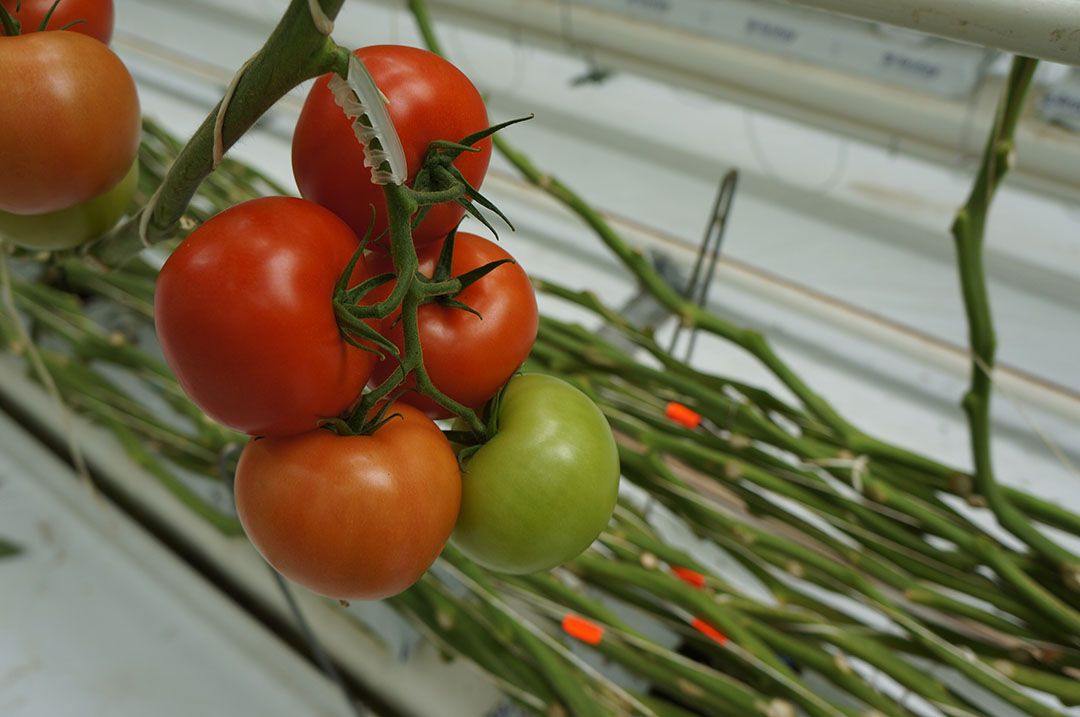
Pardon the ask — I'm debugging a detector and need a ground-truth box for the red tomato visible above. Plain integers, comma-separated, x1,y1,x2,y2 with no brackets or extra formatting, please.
368,232,538,418
234,403,461,600
0,31,139,215
154,197,376,437
1,0,114,44
292,45,491,249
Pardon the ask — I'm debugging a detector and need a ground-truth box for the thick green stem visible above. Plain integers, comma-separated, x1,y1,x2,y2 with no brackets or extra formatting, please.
89,0,350,266
0,537,20,559
346,183,485,434
950,56,1080,585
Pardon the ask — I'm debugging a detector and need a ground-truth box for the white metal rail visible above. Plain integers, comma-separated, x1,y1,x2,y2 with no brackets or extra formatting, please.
785,0,1080,65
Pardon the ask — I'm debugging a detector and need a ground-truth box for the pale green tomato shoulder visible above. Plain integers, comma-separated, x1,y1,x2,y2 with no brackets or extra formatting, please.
0,160,138,251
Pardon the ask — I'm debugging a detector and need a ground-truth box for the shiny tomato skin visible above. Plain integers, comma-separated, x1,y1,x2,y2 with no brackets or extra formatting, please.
0,31,139,215
234,404,462,600
453,374,620,574
1,0,115,43
368,232,538,418
154,197,376,438
0,159,137,250
292,45,491,248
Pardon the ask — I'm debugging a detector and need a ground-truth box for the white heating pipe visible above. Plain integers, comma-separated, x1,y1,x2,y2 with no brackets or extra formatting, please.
426,0,1080,201
783,0,1080,65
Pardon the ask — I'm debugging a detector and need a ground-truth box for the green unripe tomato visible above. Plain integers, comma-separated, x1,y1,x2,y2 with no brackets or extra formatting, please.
0,159,138,251
453,373,620,574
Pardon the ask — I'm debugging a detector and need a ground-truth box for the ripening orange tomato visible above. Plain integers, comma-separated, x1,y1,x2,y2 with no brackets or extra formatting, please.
234,404,462,600
0,31,139,217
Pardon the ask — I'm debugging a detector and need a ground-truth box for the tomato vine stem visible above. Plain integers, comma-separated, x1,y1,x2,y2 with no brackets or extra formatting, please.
949,56,1080,586
341,182,487,437
87,0,351,267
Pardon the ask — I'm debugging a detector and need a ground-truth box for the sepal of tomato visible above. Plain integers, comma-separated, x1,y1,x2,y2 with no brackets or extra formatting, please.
367,231,538,418
292,45,491,248
234,403,462,600
1,0,114,43
0,159,137,250
452,374,621,574
154,197,377,437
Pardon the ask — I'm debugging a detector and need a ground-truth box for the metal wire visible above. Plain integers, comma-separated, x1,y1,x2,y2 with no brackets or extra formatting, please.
668,169,739,362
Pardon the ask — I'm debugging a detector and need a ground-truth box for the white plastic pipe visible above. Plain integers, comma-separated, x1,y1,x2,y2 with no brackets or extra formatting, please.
783,0,1080,64
424,0,1080,202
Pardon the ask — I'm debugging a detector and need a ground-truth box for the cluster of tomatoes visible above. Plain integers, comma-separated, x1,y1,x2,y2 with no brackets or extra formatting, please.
0,3,619,602
0,0,139,250
153,46,621,600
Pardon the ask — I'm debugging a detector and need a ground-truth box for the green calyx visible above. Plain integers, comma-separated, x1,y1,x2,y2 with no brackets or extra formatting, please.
0,3,21,35
329,116,533,441
408,115,533,239
319,398,404,437
37,0,62,32
0,1,92,37
421,224,515,318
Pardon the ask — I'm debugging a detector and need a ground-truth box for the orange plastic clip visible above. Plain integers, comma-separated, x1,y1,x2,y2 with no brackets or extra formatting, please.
691,617,728,646
562,614,605,646
665,402,701,429
671,566,706,589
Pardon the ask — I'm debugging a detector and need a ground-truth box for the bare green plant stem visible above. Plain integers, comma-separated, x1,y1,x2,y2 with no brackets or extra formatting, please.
529,302,1078,637
497,572,790,716
949,55,1080,586
618,449,1070,716
440,547,658,717
0,538,20,559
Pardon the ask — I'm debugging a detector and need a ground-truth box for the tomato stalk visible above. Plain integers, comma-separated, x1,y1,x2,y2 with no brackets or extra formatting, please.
323,99,523,437
341,181,487,437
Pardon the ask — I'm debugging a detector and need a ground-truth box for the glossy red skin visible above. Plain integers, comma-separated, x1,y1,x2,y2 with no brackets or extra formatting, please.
0,31,139,214
234,404,462,600
292,45,491,249
369,232,538,418
155,197,376,438
1,0,114,44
